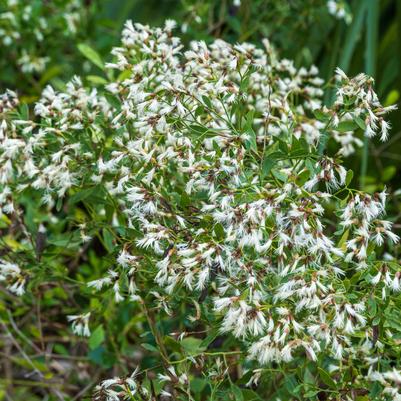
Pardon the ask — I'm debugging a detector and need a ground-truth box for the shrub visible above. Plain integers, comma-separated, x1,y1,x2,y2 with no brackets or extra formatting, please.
1,21,400,401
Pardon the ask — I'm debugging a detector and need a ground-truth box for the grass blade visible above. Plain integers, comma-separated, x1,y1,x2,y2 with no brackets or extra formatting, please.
318,0,367,154
339,0,368,71
360,0,379,188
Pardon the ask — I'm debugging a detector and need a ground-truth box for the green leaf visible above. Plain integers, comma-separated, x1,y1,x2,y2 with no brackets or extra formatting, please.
382,166,396,182
384,89,399,106
318,367,337,389
367,296,377,318
117,70,132,81
202,95,212,109
336,120,359,132
354,116,366,130
89,325,105,350
190,378,207,393
141,343,159,352
88,346,115,368
245,109,254,131
303,368,315,385
272,169,288,183
163,336,182,353
338,229,349,251
369,381,382,398
56,197,63,212
102,228,115,252
69,186,99,204
262,157,276,177
39,65,62,85
231,385,244,401
86,75,108,85
245,128,257,151
345,170,354,186
339,1,368,71
199,330,219,349
240,68,253,92
18,103,29,120
284,374,299,395
195,105,205,117
305,159,316,176
214,223,225,240
314,110,330,121
181,337,204,354
13,357,50,373
189,124,209,135
77,43,104,70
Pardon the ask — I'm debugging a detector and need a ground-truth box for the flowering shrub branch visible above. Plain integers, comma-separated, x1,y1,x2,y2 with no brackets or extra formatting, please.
1,20,401,400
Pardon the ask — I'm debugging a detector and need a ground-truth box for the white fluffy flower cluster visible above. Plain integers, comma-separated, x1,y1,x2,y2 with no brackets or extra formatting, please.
0,21,398,374
0,259,25,295
0,0,87,73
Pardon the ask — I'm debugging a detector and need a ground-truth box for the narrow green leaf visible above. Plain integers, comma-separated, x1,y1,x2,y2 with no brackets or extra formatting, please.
86,75,108,85
345,170,354,186
141,343,159,352
202,95,212,109
77,43,104,70
339,1,368,71
102,228,114,252
318,367,337,389
199,330,219,349
360,0,379,189
245,128,257,151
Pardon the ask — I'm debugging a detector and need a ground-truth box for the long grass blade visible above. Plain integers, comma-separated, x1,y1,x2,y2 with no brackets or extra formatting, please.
318,0,367,154
339,0,368,71
361,0,379,188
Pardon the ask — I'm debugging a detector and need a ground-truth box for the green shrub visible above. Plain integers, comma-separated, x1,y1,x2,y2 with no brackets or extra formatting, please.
1,20,401,401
